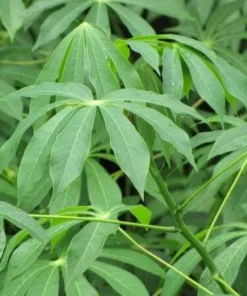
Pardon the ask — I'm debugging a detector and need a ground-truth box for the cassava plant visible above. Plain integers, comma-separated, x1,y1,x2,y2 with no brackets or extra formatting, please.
1,0,247,295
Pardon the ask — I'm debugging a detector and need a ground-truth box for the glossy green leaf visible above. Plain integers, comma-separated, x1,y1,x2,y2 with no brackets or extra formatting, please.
128,204,152,225
0,0,25,40
162,46,183,99
180,48,225,117
209,124,247,159
85,159,122,212
50,106,96,193
90,261,149,296
100,248,164,277
0,202,48,243
128,40,160,74
100,105,150,197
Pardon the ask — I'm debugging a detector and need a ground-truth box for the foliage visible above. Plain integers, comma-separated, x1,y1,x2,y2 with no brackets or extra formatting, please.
1,0,247,295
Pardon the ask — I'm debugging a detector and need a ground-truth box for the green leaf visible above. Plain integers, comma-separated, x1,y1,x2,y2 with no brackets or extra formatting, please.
0,0,25,41
213,56,247,107
1,260,51,296
191,131,223,149
108,3,155,36
180,48,225,117
85,2,110,34
50,106,96,193
86,25,143,89
0,228,6,260
85,28,119,97
49,177,81,214
34,1,92,49
162,231,247,296
0,202,48,243
0,80,22,120
103,88,204,121
18,106,76,211
0,100,68,174
100,105,150,197
117,102,196,167
100,248,164,277
85,159,122,212
90,261,149,296
66,222,117,286
128,40,160,74
0,178,17,199
66,276,99,296
209,124,247,159
128,204,152,225
199,235,247,296
113,0,192,20
162,46,183,99
26,264,59,296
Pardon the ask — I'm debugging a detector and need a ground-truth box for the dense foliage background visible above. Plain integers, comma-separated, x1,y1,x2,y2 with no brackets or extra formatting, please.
1,0,247,295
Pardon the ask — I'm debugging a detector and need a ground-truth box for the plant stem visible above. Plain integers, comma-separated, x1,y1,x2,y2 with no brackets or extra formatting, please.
119,228,213,296
30,214,177,232
150,160,239,295
180,151,247,211
204,157,247,243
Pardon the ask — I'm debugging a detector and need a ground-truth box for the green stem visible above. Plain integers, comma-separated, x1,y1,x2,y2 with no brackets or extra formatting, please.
150,160,238,295
119,228,213,296
30,214,177,232
204,157,247,243
180,151,247,211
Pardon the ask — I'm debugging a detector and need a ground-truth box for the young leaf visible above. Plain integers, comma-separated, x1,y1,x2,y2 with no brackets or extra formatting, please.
100,105,150,197
66,222,117,286
100,248,164,277
50,106,96,194
0,0,25,41
0,202,48,243
162,46,183,99
180,48,225,117
85,159,122,212
90,261,149,296
209,124,247,159
128,40,160,74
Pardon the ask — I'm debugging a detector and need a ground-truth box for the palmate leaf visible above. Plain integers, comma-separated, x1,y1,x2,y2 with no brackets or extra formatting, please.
50,106,96,194
199,235,247,296
0,202,48,243
100,105,150,197
90,261,149,296
0,0,25,41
